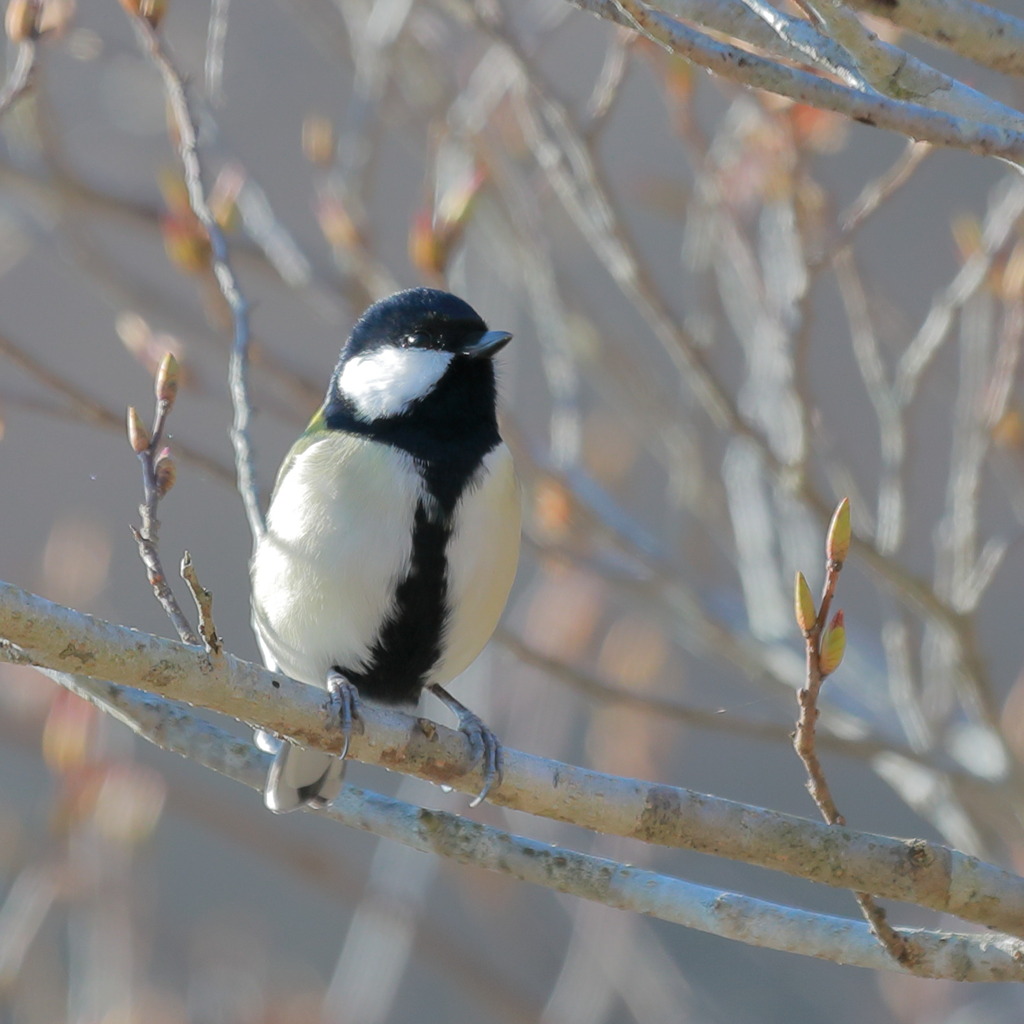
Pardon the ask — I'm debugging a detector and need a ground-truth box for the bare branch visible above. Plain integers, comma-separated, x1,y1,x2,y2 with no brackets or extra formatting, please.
569,0,1024,162
3,578,1024,939
126,353,197,645
0,41,35,119
34,668,1024,980
846,0,1024,77
123,11,264,544
797,0,1022,129
794,502,914,968
180,552,221,655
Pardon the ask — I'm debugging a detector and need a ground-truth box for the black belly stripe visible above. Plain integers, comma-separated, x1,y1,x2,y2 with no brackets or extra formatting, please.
323,360,502,703
336,497,452,704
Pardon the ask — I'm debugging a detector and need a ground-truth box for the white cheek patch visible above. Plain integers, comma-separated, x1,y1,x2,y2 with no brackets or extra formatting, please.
338,347,453,421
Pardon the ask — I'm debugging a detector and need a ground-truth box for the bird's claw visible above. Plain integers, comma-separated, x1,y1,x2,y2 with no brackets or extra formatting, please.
467,721,502,807
429,683,503,806
326,669,359,761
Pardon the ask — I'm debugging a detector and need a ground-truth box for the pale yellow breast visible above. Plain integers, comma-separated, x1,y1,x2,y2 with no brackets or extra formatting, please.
431,443,521,685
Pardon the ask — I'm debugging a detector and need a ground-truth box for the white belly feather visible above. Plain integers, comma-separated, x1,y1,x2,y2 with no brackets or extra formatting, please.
250,433,520,695
251,433,422,687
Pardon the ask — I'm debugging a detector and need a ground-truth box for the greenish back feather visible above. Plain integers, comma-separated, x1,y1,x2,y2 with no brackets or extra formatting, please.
270,405,329,498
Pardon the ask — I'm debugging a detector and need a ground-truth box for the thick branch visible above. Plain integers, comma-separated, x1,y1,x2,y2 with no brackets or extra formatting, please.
38,670,1024,980
569,0,1024,162
1,579,1023,938
847,0,1024,77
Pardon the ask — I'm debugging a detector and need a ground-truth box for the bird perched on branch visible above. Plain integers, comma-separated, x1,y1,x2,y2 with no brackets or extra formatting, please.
250,288,521,812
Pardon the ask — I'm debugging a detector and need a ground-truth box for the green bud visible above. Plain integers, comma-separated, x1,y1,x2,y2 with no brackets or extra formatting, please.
819,610,846,677
826,498,851,565
794,571,816,634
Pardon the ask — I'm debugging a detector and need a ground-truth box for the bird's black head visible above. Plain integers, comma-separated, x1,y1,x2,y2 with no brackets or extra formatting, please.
323,288,511,458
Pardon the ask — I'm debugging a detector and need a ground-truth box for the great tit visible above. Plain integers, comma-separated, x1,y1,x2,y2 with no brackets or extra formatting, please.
250,288,521,813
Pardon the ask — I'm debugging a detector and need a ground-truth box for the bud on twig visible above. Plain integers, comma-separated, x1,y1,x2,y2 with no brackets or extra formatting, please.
5,0,40,41
409,209,444,279
302,113,334,168
155,351,179,407
818,610,846,677
154,451,176,497
209,166,243,233
160,213,211,274
794,571,816,634
118,0,165,27
826,498,851,565
127,406,150,453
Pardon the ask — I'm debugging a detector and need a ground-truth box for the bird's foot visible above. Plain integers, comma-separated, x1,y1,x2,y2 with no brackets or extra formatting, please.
326,669,360,761
428,684,502,807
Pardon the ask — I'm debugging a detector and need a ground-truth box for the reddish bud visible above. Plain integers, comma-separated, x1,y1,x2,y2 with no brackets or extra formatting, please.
118,0,165,27
408,209,445,280
154,452,176,497
5,0,40,40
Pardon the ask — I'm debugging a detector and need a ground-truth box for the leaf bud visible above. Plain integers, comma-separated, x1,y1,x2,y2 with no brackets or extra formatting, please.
118,0,165,28
155,351,179,406
408,208,445,280
154,452,176,497
826,497,851,565
794,571,816,634
5,0,40,41
818,610,846,677
126,406,150,453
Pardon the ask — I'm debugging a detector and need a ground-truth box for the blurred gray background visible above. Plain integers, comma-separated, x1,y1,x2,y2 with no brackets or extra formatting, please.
1,0,1023,1021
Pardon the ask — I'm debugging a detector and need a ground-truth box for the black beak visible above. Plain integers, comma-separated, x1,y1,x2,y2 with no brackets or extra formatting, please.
462,330,512,359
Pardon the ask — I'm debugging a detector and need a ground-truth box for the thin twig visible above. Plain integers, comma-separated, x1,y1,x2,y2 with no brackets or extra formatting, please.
204,0,230,106
812,139,933,268
124,12,265,545
794,559,847,823
0,41,36,120
582,29,632,137
128,359,198,646
180,552,221,655
793,505,917,969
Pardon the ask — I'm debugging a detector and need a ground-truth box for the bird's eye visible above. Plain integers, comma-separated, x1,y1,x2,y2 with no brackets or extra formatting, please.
404,331,435,349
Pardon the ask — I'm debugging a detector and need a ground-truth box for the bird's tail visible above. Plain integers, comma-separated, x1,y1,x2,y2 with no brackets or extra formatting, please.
256,730,346,813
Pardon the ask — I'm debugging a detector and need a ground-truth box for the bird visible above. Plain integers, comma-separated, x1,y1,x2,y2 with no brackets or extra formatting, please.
250,287,521,813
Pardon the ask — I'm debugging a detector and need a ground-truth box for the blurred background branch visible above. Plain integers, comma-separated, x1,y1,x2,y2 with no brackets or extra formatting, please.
2,0,1024,1019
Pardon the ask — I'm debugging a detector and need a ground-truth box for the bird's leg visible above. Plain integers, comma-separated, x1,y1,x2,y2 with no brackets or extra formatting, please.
326,668,360,760
428,684,502,806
